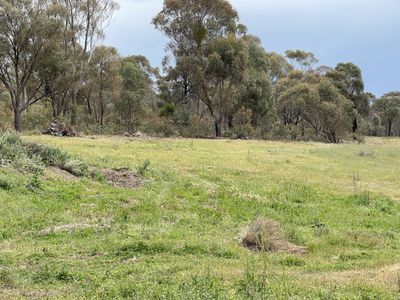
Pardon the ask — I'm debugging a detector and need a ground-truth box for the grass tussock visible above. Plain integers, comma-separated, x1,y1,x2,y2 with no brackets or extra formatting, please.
0,130,87,176
242,218,308,255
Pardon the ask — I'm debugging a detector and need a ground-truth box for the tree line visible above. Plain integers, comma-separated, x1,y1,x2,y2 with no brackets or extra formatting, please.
0,0,399,142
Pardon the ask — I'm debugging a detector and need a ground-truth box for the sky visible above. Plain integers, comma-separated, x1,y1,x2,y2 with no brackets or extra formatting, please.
104,0,400,97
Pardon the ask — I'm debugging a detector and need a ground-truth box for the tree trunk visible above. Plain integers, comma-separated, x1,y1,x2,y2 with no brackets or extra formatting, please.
13,105,22,132
352,117,358,133
214,120,222,137
70,88,78,126
388,119,392,137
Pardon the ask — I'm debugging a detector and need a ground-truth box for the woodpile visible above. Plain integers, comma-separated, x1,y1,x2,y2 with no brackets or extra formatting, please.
43,123,78,137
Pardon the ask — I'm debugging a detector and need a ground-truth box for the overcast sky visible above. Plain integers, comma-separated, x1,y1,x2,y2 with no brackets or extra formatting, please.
104,0,399,97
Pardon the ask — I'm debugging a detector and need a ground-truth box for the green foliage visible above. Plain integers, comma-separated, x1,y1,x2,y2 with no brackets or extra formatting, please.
0,130,28,162
62,160,88,177
159,103,176,118
137,159,150,176
27,173,42,190
0,131,87,177
279,256,306,267
0,176,11,190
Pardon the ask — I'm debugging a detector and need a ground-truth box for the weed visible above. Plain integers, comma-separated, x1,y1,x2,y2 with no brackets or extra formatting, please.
27,173,42,190
311,221,329,236
55,268,75,283
137,159,150,175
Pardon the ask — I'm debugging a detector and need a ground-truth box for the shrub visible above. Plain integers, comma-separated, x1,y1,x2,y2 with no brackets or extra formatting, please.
182,115,214,138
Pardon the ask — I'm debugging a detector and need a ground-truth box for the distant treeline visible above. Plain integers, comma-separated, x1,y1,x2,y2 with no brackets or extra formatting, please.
0,0,399,142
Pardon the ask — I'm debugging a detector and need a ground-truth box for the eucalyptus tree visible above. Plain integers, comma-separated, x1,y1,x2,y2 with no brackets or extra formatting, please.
265,52,292,84
326,62,369,132
55,0,119,125
88,46,120,126
153,0,246,137
0,0,62,131
285,50,318,71
373,92,400,136
239,36,275,133
115,56,158,133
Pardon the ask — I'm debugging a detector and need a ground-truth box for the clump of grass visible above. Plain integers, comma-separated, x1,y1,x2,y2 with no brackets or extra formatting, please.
0,131,87,177
0,176,11,190
27,143,69,166
0,130,27,163
242,218,283,252
62,159,88,177
0,269,14,288
137,159,150,175
241,218,308,254
280,256,306,267
311,221,329,236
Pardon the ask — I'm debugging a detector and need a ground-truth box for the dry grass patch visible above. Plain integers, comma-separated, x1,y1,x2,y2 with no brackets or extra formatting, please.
242,218,308,255
100,168,143,189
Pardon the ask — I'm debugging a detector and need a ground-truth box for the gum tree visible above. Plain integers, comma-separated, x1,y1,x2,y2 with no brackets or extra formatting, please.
0,0,61,131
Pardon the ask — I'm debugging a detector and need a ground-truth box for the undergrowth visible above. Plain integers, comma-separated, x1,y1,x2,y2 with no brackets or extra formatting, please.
0,130,87,176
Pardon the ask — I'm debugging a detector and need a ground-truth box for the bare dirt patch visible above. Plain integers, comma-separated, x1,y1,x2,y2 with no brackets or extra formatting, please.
99,168,143,189
241,218,308,255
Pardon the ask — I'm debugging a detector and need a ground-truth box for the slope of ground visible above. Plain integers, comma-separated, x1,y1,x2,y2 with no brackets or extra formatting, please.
1,136,400,299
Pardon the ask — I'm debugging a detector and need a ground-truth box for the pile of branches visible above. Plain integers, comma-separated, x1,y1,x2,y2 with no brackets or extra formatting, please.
43,123,78,137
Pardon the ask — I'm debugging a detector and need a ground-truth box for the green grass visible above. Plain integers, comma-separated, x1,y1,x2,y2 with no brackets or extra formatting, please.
1,136,400,298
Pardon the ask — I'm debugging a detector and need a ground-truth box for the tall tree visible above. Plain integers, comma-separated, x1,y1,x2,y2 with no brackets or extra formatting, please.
56,0,118,125
88,46,120,126
0,0,61,131
285,50,318,71
373,92,400,136
326,62,368,132
153,0,246,137
115,56,158,132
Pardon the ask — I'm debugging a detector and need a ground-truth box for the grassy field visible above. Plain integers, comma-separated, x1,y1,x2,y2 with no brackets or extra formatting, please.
1,136,400,299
